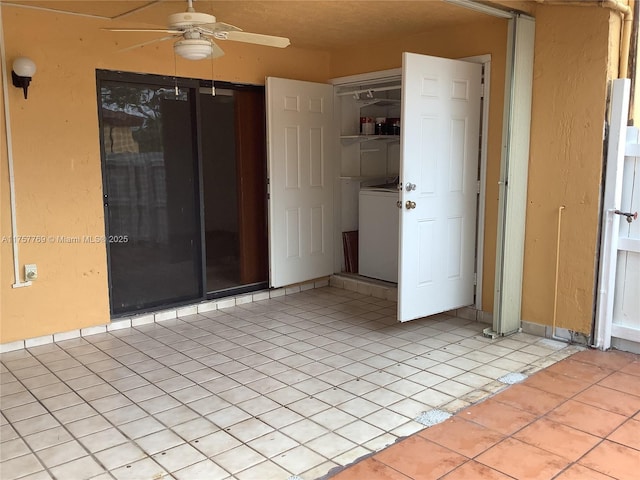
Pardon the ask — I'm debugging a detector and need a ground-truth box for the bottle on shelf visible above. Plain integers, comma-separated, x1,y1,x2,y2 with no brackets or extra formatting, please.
360,117,374,135
389,118,400,135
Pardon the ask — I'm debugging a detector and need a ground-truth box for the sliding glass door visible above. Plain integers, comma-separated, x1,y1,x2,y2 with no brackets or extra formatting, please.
98,73,203,315
98,71,268,316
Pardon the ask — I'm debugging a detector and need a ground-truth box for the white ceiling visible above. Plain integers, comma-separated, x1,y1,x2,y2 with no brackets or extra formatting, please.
2,1,533,50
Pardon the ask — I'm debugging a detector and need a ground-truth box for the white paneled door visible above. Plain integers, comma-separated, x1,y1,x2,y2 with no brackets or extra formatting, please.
266,78,334,287
398,53,482,322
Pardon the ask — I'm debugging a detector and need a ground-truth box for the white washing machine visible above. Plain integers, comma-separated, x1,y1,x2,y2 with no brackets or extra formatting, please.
358,186,399,283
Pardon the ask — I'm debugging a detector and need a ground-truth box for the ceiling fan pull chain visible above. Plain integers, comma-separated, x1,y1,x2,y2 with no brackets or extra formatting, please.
210,52,215,96
174,50,179,97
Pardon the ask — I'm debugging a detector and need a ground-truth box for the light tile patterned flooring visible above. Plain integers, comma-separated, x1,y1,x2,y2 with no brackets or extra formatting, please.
1,287,583,480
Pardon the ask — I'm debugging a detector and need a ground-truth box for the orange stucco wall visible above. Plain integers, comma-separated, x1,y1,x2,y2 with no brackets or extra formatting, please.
329,17,509,315
523,5,616,334
0,5,330,343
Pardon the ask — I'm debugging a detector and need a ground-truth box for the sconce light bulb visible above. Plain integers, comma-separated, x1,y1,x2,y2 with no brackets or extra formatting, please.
13,57,36,77
11,57,36,100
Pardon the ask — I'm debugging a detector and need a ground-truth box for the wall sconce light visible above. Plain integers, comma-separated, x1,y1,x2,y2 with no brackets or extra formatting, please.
12,57,36,99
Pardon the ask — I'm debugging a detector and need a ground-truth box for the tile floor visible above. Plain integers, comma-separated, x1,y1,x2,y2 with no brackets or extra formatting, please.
328,348,640,480
1,286,583,480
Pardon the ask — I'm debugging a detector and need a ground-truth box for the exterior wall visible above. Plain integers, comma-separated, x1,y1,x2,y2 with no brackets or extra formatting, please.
0,5,330,343
329,17,509,314
0,3,623,342
523,5,617,334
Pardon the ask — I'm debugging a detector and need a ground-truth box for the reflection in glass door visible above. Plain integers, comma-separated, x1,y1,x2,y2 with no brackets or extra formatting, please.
201,91,240,292
98,75,203,315
200,87,268,295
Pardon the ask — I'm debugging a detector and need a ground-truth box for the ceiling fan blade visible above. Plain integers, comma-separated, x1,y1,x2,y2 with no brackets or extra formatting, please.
224,31,290,48
199,22,242,34
210,41,225,59
105,28,183,34
119,35,177,53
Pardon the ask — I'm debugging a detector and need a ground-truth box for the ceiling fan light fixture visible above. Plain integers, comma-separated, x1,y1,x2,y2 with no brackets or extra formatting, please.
174,38,212,60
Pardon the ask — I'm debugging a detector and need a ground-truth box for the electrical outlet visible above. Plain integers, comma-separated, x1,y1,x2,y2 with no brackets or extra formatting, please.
25,264,37,281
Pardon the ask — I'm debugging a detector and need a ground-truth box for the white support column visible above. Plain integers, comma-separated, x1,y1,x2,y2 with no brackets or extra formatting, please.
491,15,536,336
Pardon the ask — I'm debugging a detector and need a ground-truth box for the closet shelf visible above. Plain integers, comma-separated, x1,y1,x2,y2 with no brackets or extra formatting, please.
340,135,400,144
339,175,392,181
356,98,401,108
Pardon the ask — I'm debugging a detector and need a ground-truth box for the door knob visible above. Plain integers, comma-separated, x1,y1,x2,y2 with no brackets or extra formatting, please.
405,182,417,192
405,200,416,210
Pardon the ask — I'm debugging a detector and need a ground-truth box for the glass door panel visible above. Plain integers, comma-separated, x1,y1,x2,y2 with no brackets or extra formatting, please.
200,88,268,294
99,78,203,315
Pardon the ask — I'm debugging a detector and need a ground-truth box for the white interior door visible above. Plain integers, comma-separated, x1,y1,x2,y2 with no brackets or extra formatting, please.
266,77,334,288
398,53,482,322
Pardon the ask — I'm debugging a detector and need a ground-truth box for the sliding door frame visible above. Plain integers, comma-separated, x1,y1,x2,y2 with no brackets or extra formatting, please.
97,70,268,316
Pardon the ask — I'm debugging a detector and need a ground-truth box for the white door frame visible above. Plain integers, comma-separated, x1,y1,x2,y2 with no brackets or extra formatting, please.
460,54,491,311
447,0,536,337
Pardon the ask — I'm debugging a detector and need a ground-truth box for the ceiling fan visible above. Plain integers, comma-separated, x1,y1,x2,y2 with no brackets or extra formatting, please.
107,0,291,60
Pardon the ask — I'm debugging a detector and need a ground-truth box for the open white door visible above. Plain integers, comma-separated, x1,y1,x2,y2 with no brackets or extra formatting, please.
266,77,334,287
398,53,482,322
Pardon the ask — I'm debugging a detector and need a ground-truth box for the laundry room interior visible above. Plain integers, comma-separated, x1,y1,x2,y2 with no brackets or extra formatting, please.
336,73,403,285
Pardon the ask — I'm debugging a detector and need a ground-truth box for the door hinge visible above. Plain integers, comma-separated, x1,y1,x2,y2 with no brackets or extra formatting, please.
477,180,481,194
474,272,478,286
480,83,485,98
